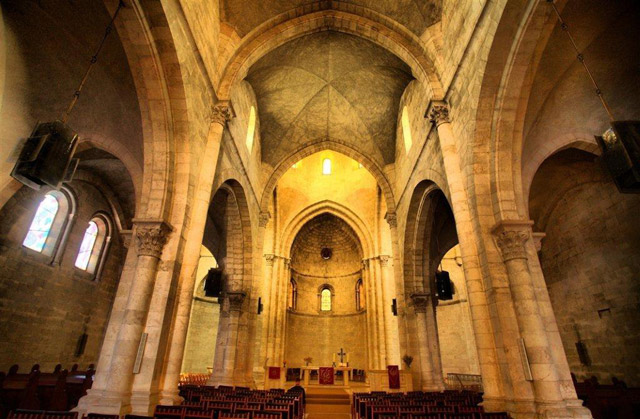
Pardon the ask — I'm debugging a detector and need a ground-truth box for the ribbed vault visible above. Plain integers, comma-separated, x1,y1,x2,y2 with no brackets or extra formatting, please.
246,31,413,167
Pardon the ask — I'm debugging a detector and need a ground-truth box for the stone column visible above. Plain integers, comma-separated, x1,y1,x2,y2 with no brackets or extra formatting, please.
427,100,503,410
81,220,171,414
410,293,444,391
379,255,399,365
158,102,233,404
362,259,378,369
493,221,590,418
209,291,246,386
370,257,388,368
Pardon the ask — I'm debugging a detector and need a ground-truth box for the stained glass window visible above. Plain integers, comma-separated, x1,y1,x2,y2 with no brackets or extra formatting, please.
23,194,59,252
75,221,98,270
321,288,331,311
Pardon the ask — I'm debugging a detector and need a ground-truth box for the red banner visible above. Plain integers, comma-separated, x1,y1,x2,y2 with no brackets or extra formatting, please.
319,367,334,385
387,365,400,389
268,367,281,380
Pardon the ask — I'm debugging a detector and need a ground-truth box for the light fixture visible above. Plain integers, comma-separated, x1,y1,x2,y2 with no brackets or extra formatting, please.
11,1,126,190
547,0,640,192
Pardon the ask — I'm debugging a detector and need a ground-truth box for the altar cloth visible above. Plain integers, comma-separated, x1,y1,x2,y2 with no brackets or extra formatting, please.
319,367,335,385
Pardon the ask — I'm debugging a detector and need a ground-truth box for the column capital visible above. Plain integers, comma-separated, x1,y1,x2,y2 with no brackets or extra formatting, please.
379,255,391,267
361,258,370,270
384,212,397,228
264,254,276,266
532,232,546,252
211,101,235,126
226,291,246,310
410,293,431,313
132,219,173,258
120,229,133,249
426,99,450,127
259,211,271,227
492,220,534,262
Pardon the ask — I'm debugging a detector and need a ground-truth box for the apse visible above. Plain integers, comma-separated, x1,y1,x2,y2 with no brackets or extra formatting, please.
284,213,367,369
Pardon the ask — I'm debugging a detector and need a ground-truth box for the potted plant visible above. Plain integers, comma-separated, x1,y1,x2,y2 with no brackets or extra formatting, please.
402,354,414,369
304,357,313,366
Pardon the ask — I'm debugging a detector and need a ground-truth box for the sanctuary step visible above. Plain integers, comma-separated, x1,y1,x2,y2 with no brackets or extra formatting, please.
305,387,351,419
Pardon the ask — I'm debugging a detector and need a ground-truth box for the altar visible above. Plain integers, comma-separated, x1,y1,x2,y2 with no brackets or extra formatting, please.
300,366,354,386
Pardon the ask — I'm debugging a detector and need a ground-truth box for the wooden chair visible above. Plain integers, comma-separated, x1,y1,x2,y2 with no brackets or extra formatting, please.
154,405,184,419
7,409,45,419
41,412,78,419
86,413,120,419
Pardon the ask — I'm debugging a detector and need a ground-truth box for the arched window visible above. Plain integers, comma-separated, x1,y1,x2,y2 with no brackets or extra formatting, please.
356,279,365,310
320,287,332,311
23,190,73,258
401,106,413,153
23,194,59,252
246,106,256,152
289,278,298,310
75,215,111,277
322,158,332,175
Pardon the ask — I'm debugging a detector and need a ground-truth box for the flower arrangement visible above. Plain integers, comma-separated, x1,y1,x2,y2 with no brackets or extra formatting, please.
402,354,414,368
303,357,313,366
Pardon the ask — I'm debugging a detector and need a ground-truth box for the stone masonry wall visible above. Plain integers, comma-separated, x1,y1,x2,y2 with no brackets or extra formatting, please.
0,182,124,371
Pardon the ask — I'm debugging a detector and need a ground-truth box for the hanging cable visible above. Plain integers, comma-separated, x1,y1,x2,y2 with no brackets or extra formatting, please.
61,1,125,123
546,0,615,121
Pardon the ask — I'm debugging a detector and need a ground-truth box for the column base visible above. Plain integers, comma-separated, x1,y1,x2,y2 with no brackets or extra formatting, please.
158,389,184,406
479,396,507,413
565,399,593,418
130,390,159,416
73,389,132,416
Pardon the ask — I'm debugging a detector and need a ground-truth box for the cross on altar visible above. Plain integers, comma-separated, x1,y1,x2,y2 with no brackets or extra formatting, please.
337,348,347,364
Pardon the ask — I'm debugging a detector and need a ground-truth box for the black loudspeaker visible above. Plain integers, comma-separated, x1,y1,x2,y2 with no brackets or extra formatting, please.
204,268,223,297
435,270,453,301
75,333,88,357
391,298,397,316
11,120,79,190
575,341,591,366
257,297,263,315
596,121,640,193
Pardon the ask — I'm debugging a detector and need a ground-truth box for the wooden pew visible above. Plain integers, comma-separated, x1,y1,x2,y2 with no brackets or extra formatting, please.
0,365,41,415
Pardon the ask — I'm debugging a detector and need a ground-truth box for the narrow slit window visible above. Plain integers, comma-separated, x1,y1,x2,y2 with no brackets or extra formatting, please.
23,194,59,252
322,158,332,175
402,106,413,153
246,106,256,152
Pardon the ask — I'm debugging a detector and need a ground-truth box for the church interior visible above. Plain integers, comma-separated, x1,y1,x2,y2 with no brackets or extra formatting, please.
0,0,639,418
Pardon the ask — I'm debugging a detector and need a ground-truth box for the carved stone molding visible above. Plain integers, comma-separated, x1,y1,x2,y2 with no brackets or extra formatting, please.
259,211,271,227
426,99,450,127
226,291,246,310
384,212,397,228
492,220,534,262
211,101,234,126
132,219,172,258
410,293,431,313
361,259,370,270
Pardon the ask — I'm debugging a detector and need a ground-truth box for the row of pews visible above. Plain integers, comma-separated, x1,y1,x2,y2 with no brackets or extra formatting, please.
572,374,640,419
0,364,94,417
352,390,510,419
173,385,304,419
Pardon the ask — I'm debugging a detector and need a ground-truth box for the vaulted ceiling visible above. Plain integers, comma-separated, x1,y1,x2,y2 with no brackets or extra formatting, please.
246,31,413,167
221,0,442,38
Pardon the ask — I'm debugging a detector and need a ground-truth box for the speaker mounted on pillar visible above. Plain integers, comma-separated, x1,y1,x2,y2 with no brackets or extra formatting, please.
435,270,453,301
204,268,223,298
